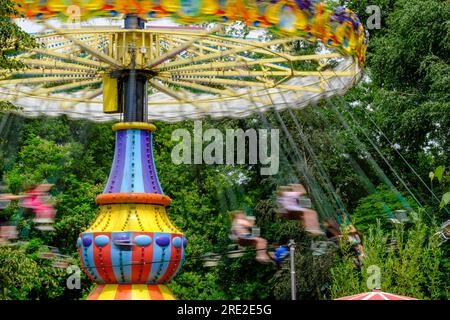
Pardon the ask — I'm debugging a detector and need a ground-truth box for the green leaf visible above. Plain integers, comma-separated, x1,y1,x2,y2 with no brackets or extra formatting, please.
434,166,445,184
439,191,450,209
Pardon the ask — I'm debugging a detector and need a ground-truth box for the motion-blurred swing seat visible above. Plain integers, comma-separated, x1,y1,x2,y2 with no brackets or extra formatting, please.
278,210,303,220
230,231,257,247
35,225,55,231
276,186,323,236
236,236,257,247
302,209,325,236
227,244,245,258
202,252,220,267
0,225,18,242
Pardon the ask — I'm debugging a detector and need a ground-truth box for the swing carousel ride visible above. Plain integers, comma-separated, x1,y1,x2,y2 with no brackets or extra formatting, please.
0,0,368,300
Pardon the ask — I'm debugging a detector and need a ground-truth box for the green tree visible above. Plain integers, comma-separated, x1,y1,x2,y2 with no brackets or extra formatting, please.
0,0,35,70
352,186,418,232
331,213,447,299
0,246,39,299
0,0,36,111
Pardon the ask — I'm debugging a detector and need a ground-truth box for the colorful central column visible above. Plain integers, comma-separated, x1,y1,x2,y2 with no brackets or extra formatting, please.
77,122,186,300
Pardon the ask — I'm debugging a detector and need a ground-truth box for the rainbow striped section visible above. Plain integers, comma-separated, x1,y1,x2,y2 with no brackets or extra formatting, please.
87,284,176,300
78,231,186,284
104,128,162,194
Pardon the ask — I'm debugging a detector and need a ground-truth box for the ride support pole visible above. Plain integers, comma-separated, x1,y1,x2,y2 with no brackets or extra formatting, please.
123,14,148,123
289,239,297,300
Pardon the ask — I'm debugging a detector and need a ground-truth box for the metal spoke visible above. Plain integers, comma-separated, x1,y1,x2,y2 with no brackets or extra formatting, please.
30,48,108,69
42,22,122,68
32,79,102,95
0,76,96,85
18,58,98,71
163,70,354,78
152,37,301,70
157,76,324,93
147,25,222,69
148,79,188,102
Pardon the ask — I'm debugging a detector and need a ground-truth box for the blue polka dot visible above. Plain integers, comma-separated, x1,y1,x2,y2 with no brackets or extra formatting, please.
82,237,92,247
173,237,182,248
95,235,109,247
135,235,152,247
155,236,170,247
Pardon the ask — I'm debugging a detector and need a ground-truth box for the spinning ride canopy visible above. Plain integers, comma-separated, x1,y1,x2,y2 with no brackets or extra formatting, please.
2,0,368,122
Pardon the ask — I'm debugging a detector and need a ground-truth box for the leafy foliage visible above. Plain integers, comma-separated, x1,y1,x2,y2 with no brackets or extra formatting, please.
430,166,450,210
0,0,35,70
352,186,417,232
331,213,448,299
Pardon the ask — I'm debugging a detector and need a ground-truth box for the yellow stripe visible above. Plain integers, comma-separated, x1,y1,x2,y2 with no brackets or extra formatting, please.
132,284,151,300
158,285,176,300
89,204,181,233
98,284,118,300
112,122,156,132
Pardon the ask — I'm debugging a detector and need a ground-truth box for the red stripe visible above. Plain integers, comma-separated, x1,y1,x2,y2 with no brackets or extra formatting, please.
115,284,132,300
159,233,182,283
96,193,171,206
337,291,417,300
131,232,153,283
93,232,115,283
336,293,366,300
148,285,164,300
87,285,105,300
382,293,416,300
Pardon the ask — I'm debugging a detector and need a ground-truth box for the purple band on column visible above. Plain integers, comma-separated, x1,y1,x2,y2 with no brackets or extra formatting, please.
147,132,163,194
104,130,127,194
141,130,153,193
103,127,165,195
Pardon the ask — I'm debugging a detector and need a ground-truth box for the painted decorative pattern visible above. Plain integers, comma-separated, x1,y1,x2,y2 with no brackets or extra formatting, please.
76,124,185,298
78,231,186,284
86,203,181,233
103,129,163,194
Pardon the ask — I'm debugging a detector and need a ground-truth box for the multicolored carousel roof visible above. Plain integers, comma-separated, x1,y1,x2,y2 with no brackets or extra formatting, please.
4,1,368,122
15,0,368,66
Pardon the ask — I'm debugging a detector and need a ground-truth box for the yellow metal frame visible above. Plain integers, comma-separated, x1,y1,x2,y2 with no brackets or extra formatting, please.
0,25,359,115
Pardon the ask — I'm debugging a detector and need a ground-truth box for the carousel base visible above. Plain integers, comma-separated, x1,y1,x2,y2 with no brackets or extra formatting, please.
87,284,176,300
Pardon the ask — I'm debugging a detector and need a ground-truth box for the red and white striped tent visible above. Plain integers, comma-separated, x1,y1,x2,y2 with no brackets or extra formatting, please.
335,289,418,300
